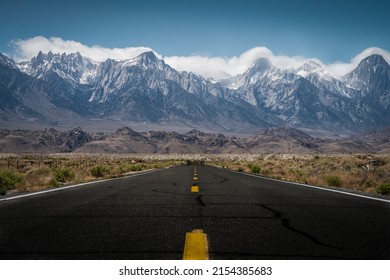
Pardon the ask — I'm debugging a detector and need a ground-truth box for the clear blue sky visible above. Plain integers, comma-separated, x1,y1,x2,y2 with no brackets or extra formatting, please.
1,0,389,63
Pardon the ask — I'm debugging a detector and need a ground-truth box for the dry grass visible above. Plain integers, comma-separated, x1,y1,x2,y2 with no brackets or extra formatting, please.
209,154,390,196
0,154,184,195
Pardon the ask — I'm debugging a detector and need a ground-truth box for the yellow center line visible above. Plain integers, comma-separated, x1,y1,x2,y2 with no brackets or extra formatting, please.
183,229,209,260
192,166,199,191
194,165,197,178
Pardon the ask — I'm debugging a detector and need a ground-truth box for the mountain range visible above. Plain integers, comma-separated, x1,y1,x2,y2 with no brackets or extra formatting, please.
1,126,389,154
1,50,390,136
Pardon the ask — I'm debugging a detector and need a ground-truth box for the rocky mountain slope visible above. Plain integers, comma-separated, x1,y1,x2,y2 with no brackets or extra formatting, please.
0,51,389,135
0,126,388,154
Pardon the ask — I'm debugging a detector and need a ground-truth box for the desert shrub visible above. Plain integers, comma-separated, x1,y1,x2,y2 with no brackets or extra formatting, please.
364,179,375,189
251,165,261,174
119,163,145,173
376,183,390,195
50,178,60,187
130,164,142,172
53,168,75,182
237,166,244,172
324,175,343,187
0,169,25,195
90,165,110,178
119,164,132,173
262,169,272,176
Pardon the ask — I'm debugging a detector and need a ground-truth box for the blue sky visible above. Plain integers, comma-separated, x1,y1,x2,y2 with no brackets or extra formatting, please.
1,0,389,78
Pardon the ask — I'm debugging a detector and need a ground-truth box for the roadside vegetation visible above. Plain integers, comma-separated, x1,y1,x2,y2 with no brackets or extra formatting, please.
209,154,390,196
1,153,389,197
0,154,183,195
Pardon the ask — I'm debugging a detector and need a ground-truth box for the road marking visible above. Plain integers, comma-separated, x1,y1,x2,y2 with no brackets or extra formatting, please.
227,169,390,204
193,176,198,181
183,229,209,260
191,185,199,192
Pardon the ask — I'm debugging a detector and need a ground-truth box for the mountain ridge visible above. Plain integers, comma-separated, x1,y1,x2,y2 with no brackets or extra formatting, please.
1,51,390,135
0,126,388,154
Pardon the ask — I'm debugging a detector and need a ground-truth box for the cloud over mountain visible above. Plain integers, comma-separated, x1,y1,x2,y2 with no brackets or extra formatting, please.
10,36,153,63
9,36,390,80
1,46,390,135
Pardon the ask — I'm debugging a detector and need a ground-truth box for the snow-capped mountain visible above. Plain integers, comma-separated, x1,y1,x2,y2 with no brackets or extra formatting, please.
91,51,233,103
296,61,332,80
0,53,90,126
18,51,99,84
89,51,181,102
343,54,390,126
86,51,271,130
0,50,389,134
344,54,390,93
221,57,274,91
221,54,390,130
0,53,17,69
296,63,354,99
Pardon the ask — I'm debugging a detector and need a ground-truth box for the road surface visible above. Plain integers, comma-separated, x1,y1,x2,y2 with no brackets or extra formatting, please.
0,165,389,259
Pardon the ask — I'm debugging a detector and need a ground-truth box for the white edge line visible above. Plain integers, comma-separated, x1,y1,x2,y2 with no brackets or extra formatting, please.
0,169,159,202
226,169,390,204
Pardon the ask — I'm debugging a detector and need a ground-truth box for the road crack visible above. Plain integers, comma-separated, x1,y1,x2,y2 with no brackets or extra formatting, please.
259,204,340,249
280,218,340,249
196,195,205,207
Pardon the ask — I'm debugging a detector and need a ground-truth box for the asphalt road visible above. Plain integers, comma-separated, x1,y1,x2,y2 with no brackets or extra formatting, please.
0,165,389,259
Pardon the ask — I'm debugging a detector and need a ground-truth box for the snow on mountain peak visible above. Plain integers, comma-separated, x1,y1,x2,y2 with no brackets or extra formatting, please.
0,53,16,68
299,61,322,71
358,54,389,69
343,54,390,91
296,60,334,81
17,51,99,84
120,51,165,70
135,51,164,69
2,50,390,133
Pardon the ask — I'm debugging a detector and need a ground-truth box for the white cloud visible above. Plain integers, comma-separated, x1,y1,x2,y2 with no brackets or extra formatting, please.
9,36,390,80
11,36,153,63
165,46,390,79
327,47,390,77
164,48,330,79
164,47,276,79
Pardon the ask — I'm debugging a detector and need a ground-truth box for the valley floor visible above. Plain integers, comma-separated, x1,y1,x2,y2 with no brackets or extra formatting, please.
1,153,389,198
